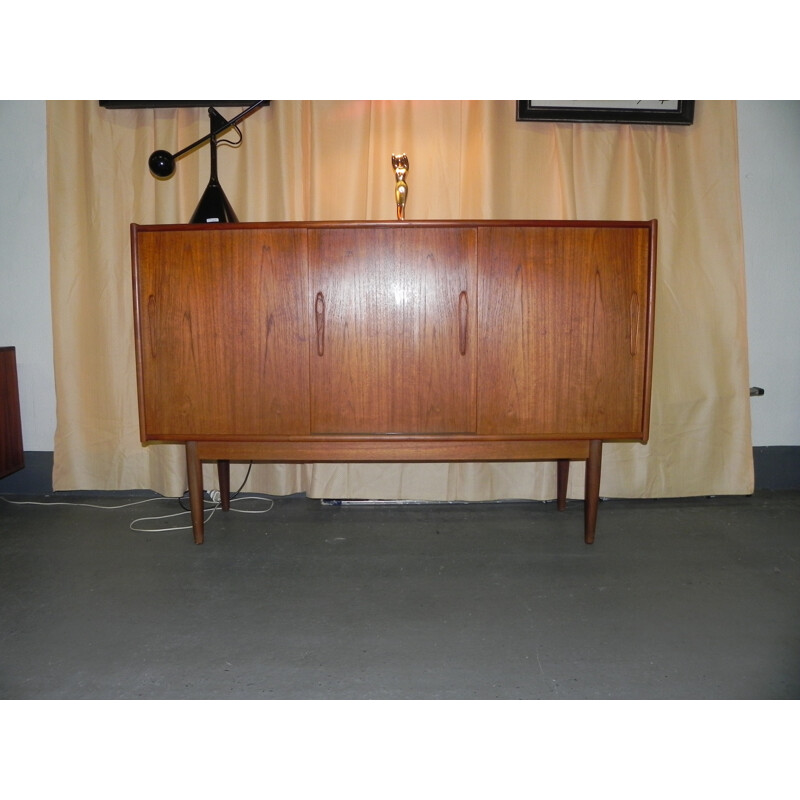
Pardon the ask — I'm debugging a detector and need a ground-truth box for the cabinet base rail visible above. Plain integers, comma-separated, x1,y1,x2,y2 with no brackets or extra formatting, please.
184,439,603,546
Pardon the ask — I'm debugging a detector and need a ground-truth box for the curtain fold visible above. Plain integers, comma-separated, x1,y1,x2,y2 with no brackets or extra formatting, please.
47,100,753,500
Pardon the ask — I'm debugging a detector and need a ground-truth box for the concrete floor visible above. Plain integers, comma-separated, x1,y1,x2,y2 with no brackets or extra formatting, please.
1,490,798,699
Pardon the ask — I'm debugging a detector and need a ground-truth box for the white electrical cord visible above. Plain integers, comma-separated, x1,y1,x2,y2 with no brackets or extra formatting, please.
1,495,168,510
130,495,274,532
0,494,274,534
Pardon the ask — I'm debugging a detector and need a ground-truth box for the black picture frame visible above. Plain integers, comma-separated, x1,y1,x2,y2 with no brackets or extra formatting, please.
516,101,695,125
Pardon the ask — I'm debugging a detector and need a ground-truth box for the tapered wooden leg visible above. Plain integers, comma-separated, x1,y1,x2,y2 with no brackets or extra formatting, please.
556,459,569,511
186,441,205,545
218,460,231,511
584,440,602,544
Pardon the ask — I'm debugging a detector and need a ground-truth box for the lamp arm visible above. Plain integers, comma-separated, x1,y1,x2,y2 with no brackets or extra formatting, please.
171,100,267,160
149,101,267,177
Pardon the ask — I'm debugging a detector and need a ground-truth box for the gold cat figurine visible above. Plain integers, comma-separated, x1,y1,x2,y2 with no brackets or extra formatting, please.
392,154,409,220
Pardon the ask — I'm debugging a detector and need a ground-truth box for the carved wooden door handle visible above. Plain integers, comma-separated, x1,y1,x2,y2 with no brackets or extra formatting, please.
459,290,469,356
147,295,158,358
315,292,326,356
630,292,640,356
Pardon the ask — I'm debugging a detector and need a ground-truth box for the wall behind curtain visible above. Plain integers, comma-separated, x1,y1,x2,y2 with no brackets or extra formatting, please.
47,100,753,500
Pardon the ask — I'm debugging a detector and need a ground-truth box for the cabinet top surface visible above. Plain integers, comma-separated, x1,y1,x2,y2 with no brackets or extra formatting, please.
132,219,657,233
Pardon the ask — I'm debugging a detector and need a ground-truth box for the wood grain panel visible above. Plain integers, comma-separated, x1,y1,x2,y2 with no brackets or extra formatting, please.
477,226,652,438
195,437,592,463
308,227,477,433
134,227,310,439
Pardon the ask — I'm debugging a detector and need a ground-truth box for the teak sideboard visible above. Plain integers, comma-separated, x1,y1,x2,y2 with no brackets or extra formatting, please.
131,220,657,544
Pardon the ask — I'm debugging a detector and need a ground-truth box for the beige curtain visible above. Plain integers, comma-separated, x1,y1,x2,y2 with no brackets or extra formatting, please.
47,100,753,500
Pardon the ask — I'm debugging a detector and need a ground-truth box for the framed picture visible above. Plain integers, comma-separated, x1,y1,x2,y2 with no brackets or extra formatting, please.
516,101,695,125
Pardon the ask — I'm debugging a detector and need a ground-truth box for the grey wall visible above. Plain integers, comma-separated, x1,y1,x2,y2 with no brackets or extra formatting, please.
738,100,800,446
0,101,55,452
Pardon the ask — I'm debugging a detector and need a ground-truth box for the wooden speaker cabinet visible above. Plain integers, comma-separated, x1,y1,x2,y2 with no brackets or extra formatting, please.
132,220,657,544
0,346,24,479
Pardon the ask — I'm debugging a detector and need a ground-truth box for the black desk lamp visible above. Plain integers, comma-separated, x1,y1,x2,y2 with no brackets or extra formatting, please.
148,101,266,223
